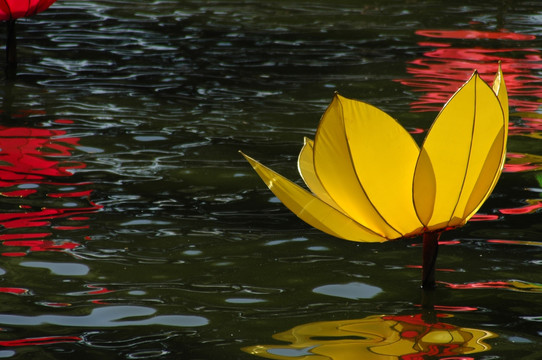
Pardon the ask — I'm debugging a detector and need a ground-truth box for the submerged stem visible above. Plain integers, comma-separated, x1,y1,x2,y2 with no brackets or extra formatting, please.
421,231,441,289
421,288,437,323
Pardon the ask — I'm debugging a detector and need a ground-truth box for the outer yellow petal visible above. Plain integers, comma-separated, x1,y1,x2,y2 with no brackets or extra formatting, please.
493,63,509,125
413,71,505,230
459,65,508,223
313,94,402,239
341,94,424,236
492,63,509,182
298,137,343,211
240,152,387,242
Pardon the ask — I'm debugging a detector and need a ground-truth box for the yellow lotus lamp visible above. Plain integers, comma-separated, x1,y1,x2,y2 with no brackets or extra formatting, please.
241,66,508,289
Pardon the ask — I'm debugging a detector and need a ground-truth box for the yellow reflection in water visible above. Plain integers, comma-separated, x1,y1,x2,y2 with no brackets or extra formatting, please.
243,313,496,360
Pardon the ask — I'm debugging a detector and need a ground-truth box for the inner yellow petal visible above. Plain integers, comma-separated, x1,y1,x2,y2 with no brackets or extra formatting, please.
298,137,343,211
340,94,423,236
313,94,403,239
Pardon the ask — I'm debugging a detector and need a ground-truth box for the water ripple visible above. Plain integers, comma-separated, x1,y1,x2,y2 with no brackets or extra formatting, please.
0,306,208,328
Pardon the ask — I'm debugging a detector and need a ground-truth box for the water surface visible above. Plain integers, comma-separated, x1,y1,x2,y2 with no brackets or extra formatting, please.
0,0,540,359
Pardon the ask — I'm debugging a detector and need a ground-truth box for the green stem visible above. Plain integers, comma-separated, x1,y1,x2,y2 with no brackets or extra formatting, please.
421,231,441,289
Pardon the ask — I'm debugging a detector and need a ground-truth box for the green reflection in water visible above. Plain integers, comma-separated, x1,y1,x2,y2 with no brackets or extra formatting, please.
243,313,496,360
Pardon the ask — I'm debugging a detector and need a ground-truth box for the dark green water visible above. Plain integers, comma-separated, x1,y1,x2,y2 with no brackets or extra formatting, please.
0,0,540,359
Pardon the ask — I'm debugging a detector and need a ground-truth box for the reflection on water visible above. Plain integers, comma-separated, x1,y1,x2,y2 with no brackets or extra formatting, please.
399,29,542,113
0,335,81,347
0,305,208,327
505,153,542,173
0,109,101,257
443,279,542,293
243,312,495,360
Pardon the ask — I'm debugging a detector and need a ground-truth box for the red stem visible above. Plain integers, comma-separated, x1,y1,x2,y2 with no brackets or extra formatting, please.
422,231,441,289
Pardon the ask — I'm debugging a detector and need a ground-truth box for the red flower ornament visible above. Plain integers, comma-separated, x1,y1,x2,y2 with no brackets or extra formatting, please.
0,0,58,74
0,0,57,20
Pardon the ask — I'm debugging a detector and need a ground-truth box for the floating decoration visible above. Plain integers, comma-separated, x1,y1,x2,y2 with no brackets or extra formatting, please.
0,0,57,73
241,65,508,289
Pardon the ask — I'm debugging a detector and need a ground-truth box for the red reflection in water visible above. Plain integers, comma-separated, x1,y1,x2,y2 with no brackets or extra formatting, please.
380,314,478,359
400,29,542,114
406,265,456,272
416,29,536,41
41,302,71,307
503,152,542,173
0,206,100,229
81,285,115,305
0,336,81,347
0,116,102,256
430,305,479,312
488,239,542,246
470,214,500,221
0,287,28,295
85,285,114,295
444,281,511,290
411,240,461,246
443,280,542,292
499,199,542,214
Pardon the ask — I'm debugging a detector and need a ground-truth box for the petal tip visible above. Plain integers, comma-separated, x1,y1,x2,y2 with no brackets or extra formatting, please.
239,150,253,163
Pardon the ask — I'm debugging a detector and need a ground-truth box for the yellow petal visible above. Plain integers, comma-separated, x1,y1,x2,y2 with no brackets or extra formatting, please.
493,63,509,124
313,94,402,239
495,63,509,174
298,137,343,211
240,152,387,242
459,64,508,223
413,71,505,230
341,94,424,236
